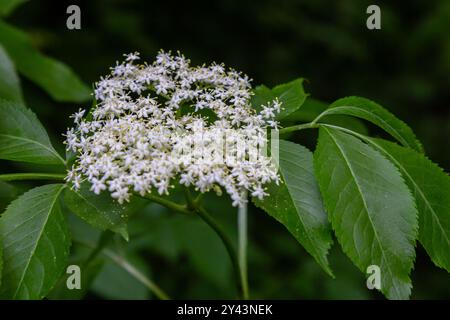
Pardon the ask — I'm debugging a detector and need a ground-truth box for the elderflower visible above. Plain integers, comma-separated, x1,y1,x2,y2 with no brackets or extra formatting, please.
65,51,281,206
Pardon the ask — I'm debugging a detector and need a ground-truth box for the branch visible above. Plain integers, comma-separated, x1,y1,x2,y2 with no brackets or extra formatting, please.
182,187,247,299
279,122,319,135
139,193,191,215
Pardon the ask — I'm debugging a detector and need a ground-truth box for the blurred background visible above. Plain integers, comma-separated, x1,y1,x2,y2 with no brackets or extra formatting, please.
1,0,449,299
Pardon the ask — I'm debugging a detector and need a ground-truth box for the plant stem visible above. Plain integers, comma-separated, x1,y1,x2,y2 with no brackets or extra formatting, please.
194,205,245,299
182,187,195,208
279,122,319,135
182,187,246,299
0,172,66,182
238,192,249,299
193,193,204,205
102,249,171,300
75,239,171,300
140,193,191,215
142,188,248,299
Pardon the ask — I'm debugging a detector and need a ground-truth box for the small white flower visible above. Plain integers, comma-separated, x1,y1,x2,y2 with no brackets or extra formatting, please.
125,52,140,61
90,178,107,194
251,185,267,200
70,108,86,124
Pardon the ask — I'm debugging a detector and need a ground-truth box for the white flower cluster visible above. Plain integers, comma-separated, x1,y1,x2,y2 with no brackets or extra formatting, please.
65,51,281,206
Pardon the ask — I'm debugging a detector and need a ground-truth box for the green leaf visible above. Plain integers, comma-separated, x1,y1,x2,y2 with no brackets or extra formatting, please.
253,140,333,276
47,214,105,300
0,0,28,16
64,183,129,236
252,78,308,119
0,21,90,103
0,99,65,165
0,43,23,102
366,138,450,273
321,115,369,136
284,97,328,122
316,96,423,152
281,97,368,135
314,126,418,299
0,180,20,212
0,184,70,299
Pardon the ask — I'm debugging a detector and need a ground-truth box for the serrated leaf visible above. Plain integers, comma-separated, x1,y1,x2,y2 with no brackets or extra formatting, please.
64,183,129,235
0,184,70,299
0,43,23,102
317,123,450,274
0,21,90,103
314,126,418,300
252,78,308,119
253,140,333,276
0,0,28,16
0,99,65,165
366,138,450,273
316,96,423,152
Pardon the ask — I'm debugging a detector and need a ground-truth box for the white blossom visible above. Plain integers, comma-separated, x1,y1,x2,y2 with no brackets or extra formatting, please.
64,51,281,206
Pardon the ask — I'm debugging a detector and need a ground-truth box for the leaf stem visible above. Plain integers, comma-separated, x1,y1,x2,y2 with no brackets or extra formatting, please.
0,172,66,182
279,122,319,135
140,193,191,215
